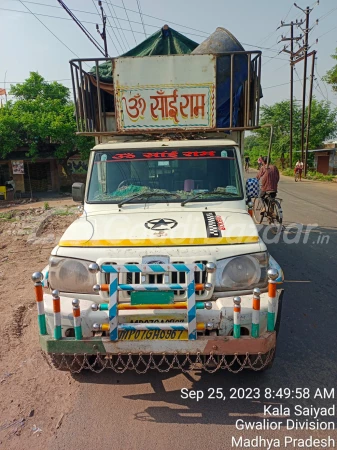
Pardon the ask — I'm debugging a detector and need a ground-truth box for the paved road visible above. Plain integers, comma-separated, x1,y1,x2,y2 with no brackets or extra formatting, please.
50,175,337,450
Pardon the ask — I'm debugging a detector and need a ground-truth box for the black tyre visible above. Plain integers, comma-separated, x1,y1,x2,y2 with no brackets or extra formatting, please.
269,200,283,234
253,197,264,224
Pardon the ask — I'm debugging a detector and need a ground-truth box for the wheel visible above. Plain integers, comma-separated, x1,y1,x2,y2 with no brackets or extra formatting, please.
269,200,283,234
253,197,264,224
295,172,299,182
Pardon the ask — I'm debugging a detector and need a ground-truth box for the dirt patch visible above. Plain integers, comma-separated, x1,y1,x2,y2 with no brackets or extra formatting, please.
39,212,78,238
0,209,79,449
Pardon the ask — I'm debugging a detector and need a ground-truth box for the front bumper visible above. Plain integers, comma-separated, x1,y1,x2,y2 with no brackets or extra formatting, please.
42,289,283,339
39,331,276,356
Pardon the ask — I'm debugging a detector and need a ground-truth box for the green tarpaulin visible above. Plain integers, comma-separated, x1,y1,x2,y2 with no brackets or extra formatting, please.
89,26,199,83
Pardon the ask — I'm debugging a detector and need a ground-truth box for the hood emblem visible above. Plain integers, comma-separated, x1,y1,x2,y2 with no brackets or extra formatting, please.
145,218,178,231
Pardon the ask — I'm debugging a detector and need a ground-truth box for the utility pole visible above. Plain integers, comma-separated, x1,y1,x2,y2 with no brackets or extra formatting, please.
58,0,107,56
280,21,303,168
305,50,317,176
96,1,108,57
294,3,318,170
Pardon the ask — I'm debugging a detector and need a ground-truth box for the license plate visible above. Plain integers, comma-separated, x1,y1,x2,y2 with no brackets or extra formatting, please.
126,315,185,324
119,329,188,340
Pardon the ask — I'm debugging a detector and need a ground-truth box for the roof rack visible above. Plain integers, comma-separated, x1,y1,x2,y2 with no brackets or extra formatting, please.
69,51,262,136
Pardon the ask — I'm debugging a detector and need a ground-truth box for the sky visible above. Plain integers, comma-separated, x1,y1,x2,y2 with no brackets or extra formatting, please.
1,0,337,108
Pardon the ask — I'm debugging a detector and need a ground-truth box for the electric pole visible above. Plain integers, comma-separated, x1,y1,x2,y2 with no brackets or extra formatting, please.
294,3,318,173
96,1,108,57
305,50,317,175
280,20,303,168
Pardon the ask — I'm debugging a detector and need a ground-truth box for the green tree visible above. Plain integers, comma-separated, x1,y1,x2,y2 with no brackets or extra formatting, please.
245,98,337,165
323,48,337,92
0,72,93,176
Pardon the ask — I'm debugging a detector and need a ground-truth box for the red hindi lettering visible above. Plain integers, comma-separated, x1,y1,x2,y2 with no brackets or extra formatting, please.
180,93,206,119
142,151,178,159
112,153,136,159
198,151,216,157
150,90,179,124
122,94,146,121
181,151,216,157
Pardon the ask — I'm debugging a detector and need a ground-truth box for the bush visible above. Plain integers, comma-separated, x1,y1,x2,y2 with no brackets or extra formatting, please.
306,171,335,181
281,168,335,182
281,168,294,177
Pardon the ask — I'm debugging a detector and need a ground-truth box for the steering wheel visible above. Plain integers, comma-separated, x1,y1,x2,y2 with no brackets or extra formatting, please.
117,179,143,190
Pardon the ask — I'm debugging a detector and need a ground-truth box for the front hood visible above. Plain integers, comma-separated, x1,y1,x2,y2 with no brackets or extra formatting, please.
58,209,259,248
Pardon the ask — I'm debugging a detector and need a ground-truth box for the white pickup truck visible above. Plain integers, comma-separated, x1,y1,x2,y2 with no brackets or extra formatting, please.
32,50,284,372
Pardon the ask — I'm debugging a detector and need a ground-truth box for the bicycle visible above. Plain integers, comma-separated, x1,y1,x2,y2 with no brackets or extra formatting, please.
294,169,300,182
253,193,283,234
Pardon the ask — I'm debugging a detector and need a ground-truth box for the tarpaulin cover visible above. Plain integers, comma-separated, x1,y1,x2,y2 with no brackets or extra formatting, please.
192,27,253,128
89,26,199,83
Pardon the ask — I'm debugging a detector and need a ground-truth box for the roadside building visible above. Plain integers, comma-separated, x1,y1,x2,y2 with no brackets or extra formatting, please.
0,147,88,197
312,143,337,175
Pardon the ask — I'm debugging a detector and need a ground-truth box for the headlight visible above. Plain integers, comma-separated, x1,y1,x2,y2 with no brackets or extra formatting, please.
215,252,268,291
49,257,97,294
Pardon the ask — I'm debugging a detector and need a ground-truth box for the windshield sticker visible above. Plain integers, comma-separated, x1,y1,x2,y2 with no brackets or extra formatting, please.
203,212,222,238
95,148,235,162
145,218,178,231
216,215,226,230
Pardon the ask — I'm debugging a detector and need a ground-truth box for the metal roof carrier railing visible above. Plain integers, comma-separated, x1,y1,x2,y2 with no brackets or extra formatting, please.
69,51,262,136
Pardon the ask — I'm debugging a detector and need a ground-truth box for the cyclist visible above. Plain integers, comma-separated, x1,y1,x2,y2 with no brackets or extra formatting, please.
244,155,250,171
295,160,304,181
256,157,280,214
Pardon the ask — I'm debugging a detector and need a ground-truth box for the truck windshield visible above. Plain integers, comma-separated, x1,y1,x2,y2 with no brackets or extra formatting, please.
87,147,243,204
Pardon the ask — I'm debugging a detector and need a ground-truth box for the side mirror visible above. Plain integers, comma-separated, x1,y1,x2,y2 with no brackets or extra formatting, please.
245,178,260,200
72,183,85,203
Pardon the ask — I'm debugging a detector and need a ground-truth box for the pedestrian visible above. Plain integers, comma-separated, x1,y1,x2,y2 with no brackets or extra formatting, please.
256,157,280,213
294,160,304,181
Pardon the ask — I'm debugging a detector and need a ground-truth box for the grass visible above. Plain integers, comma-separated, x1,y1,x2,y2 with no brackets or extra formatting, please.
281,168,336,182
53,206,76,216
0,212,14,221
43,201,50,210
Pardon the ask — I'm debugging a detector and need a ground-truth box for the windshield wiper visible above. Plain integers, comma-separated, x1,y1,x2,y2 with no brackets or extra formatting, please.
181,190,237,206
118,192,179,208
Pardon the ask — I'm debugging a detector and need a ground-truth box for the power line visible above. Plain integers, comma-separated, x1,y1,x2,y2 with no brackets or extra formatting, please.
136,0,147,38
100,0,127,52
7,0,300,53
316,24,337,40
57,0,107,56
92,0,120,54
0,6,206,40
263,79,303,90
105,1,129,50
100,1,209,35
15,0,83,61
121,0,137,45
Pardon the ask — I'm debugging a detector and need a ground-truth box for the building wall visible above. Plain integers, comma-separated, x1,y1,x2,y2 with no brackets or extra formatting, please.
314,150,336,175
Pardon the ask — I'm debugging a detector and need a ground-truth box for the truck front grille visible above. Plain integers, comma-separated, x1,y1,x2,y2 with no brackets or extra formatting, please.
102,260,210,301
